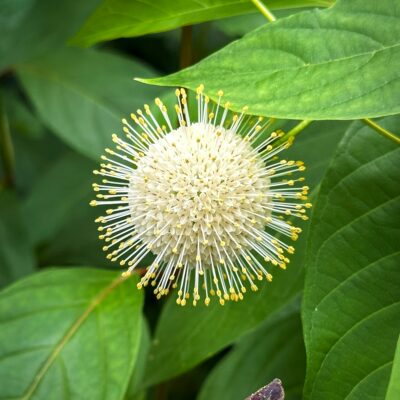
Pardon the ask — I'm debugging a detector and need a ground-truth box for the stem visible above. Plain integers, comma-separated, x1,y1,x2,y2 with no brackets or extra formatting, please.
250,0,276,22
276,120,313,147
285,119,313,140
180,26,193,69
0,91,15,188
362,118,400,145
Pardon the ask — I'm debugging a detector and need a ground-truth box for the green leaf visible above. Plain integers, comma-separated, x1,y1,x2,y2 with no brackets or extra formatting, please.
38,202,110,268
198,300,305,400
71,0,332,47
17,47,161,160
0,268,143,400
0,0,101,71
302,116,400,399
386,336,400,400
142,120,348,386
22,151,95,245
3,88,44,139
21,149,117,268
0,191,36,288
1,86,68,192
142,0,400,120
125,320,151,400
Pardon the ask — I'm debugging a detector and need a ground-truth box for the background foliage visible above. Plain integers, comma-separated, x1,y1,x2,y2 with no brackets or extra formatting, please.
0,0,399,399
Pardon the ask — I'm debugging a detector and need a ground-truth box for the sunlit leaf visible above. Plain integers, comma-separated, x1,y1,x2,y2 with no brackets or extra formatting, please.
142,0,400,120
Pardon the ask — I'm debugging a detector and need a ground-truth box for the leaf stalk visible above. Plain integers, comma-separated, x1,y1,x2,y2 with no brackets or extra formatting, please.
250,0,277,22
362,118,400,145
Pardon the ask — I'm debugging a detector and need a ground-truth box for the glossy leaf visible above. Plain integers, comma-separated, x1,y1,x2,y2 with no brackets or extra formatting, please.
142,120,348,386
71,0,332,47
0,268,143,400
0,0,101,71
302,116,400,399
17,48,161,160
142,0,400,120
198,301,305,400
0,191,35,288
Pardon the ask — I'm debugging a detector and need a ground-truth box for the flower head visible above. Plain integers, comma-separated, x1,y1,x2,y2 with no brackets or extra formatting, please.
91,87,310,306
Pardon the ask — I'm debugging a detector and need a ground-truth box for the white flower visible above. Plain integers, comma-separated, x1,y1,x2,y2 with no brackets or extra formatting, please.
91,86,310,306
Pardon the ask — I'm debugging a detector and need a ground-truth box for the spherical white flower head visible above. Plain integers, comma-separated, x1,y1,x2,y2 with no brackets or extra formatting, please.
91,87,311,306
130,122,270,266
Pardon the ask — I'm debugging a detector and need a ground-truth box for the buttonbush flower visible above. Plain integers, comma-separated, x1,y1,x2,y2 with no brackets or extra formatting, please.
91,87,310,306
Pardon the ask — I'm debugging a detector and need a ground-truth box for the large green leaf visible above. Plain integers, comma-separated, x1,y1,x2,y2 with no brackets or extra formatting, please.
0,191,35,288
142,120,348,386
0,0,101,71
302,116,400,399
17,48,161,160
0,268,143,400
71,0,332,47
198,300,305,400
386,336,400,400
142,0,400,120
